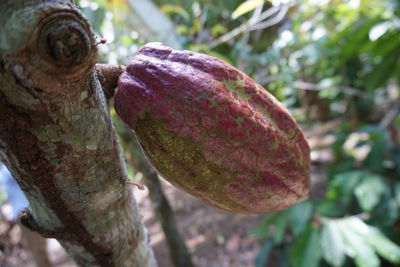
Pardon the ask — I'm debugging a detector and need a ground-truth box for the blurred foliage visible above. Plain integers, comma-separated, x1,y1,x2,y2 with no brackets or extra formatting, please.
76,0,400,266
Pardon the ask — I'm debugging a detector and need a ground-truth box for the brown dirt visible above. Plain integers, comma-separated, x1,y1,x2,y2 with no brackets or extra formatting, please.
140,179,265,267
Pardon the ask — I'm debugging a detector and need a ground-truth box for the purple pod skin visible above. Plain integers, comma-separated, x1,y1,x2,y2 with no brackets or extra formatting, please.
115,43,310,214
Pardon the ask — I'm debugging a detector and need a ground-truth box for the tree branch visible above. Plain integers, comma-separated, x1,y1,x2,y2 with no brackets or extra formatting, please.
96,64,126,100
0,1,156,266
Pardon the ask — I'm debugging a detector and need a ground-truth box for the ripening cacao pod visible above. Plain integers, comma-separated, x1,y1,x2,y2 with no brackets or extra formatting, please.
115,43,310,214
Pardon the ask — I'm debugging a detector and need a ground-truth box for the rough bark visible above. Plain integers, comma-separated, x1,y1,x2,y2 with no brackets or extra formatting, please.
0,1,156,266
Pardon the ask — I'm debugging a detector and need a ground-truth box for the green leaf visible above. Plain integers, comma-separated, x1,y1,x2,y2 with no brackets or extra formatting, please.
251,211,289,243
395,183,400,205
326,216,400,267
327,171,363,204
366,227,400,263
289,225,321,267
250,225,270,238
204,50,234,66
79,6,106,33
255,240,274,267
211,24,228,36
277,248,289,267
372,198,399,227
232,0,265,19
320,221,346,267
176,24,189,35
367,48,400,91
336,17,382,65
289,201,314,237
250,212,281,238
160,4,190,21
366,140,386,172
273,211,289,244
337,217,380,267
189,44,234,65
371,31,400,58
354,174,385,212
316,200,345,217
344,217,400,264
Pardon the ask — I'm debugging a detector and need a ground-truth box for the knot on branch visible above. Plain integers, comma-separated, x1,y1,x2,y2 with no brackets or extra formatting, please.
37,13,95,73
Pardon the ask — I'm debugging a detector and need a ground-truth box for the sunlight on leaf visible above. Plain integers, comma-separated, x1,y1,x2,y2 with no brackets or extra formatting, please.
211,24,228,36
344,217,400,264
354,174,385,212
320,221,346,267
366,226,400,263
337,218,380,267
161,4,190,21
232,0,265,19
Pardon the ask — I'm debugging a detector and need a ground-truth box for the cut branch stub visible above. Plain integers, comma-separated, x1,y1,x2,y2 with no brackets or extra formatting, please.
38,14,93,70
1,2,98,93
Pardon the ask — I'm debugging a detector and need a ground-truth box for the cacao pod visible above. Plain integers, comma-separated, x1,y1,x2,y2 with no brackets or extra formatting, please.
115,42,310,214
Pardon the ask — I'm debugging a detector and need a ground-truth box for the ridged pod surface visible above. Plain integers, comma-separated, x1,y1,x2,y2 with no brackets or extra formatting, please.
115,43,310,214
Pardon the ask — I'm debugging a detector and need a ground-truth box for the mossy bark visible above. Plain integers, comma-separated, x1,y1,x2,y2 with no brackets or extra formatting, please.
0,1,156,266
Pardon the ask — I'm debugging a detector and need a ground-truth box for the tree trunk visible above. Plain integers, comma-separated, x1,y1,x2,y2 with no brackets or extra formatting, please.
0,1,156,266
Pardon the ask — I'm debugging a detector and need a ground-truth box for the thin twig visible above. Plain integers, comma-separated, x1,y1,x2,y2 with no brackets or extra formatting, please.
249,5,289,31
209,6,281,48
292,80,367,97
208,2,297,49
379,103,400,128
